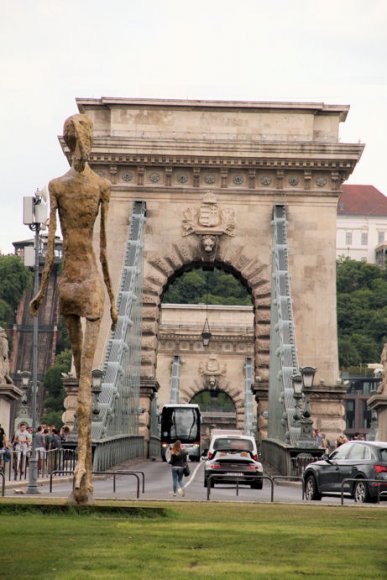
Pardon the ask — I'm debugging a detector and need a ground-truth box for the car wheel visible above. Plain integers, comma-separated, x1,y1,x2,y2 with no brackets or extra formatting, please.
304,474,322,501
251,480,263,490
353,479,373,503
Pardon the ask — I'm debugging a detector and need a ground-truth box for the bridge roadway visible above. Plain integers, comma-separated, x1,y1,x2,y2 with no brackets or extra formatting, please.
7,459,383,505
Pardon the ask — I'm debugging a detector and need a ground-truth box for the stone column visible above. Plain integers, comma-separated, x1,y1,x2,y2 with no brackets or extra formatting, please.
0,383,23,438
309,384,347,443
252,381,269,443
62,376,79,431
139,377,159,457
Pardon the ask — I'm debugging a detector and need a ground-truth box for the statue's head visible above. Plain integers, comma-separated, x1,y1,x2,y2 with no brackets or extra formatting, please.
63,114,93,172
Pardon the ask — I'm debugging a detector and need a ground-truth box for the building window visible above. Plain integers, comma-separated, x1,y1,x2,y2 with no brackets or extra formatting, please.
378,231,385,244
345,232,352,245
345,399,355,429
361,400,372,429
361,232,368,246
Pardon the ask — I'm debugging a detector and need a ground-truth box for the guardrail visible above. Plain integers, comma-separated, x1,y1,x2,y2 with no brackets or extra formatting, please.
49,470,145,499
0,448,77,481
0,470,5,497
340,478,387,505
206,473,305,502
206,474,273,501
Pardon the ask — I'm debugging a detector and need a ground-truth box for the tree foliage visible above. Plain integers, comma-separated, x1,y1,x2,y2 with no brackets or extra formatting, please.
0,299,14,328
337,257,387,367
163,268,251,306
0,255,32,316
40,348,72,427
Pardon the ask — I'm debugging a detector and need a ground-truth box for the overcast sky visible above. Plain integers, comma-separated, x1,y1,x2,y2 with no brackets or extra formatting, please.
1,0,386,253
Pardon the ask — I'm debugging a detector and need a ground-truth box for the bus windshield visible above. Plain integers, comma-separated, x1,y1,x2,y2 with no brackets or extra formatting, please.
161,406,200,444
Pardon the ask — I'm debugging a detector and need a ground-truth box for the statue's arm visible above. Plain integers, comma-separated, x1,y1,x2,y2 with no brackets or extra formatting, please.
100,185,118,330
30,187,57,316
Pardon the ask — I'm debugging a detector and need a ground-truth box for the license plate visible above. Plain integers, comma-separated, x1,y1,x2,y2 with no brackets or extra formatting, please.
226,472,244,476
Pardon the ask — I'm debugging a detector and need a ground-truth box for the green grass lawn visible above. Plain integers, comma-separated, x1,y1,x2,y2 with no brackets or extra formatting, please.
0,500,386,579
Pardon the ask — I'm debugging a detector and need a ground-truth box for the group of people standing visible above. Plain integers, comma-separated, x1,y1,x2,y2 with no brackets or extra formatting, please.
0,422,71,471
313,429,332,452
313,428,367,453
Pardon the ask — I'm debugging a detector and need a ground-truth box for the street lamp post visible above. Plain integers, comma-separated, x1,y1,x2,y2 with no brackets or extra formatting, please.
201,318,212,347
292,366,317,448
201,270,212,347
292,373,303,424
23,190,47,494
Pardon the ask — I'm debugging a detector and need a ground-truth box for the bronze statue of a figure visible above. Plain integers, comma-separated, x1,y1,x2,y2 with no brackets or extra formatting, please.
31,114,117,504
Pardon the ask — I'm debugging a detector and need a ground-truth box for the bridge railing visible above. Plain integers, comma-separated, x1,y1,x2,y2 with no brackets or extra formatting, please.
148,436,161,460
0,448,77,482
268,204,300,446
92,435,144,472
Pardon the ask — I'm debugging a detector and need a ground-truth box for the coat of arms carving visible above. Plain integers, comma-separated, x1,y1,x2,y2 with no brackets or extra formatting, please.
182,193,235,257
199,354,227,389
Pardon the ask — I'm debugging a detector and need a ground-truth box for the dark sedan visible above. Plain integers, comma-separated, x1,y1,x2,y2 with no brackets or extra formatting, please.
303,441,387,503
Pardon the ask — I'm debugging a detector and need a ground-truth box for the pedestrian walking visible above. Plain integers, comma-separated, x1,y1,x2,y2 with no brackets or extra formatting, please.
169,440,187,497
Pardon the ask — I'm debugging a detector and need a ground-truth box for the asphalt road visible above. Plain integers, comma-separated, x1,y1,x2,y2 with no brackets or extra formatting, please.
7,459,384,506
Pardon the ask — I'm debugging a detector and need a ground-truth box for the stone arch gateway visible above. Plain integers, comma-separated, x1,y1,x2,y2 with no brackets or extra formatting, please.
62,98,363,450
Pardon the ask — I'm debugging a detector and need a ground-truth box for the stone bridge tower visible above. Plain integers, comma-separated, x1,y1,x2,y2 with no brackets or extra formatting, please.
62,98,363,446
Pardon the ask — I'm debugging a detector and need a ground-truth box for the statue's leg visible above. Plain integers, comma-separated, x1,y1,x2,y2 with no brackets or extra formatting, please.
72,318,101,505
63,314,83,380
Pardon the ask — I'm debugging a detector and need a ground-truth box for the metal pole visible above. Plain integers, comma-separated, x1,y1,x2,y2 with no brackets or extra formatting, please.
27,225,40,494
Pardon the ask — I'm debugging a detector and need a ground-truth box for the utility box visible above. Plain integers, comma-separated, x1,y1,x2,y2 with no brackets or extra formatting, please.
23,196,47,225
23,246,35,268
23,197,34,225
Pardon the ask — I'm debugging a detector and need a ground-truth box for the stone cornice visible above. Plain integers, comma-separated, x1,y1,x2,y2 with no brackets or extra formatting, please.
59,138,363,170
77,97,350,119
0,382,23,401
367,392,387,411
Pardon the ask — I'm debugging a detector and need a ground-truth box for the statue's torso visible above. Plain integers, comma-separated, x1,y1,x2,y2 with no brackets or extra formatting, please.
49,168,111,318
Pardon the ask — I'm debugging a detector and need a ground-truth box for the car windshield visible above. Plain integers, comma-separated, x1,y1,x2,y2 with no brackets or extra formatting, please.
161,407,200,443
213,438,253,452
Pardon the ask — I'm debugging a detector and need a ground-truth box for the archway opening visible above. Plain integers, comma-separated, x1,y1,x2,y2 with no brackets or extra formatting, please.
157,263,255,438
162,263,253,306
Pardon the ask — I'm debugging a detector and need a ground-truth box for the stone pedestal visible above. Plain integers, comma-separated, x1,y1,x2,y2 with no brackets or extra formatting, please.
310,384,347,443
252,381,269,443
140,377,159,456
0,382,23,437
62,376,79,431
367,393,387,441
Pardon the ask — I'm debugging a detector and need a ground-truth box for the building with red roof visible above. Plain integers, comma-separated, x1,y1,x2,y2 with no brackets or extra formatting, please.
337,184,387,264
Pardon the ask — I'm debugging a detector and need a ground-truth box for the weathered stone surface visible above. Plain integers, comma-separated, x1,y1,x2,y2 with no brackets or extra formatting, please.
31,114,117,505
0,327,13,385
73,98,363,442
